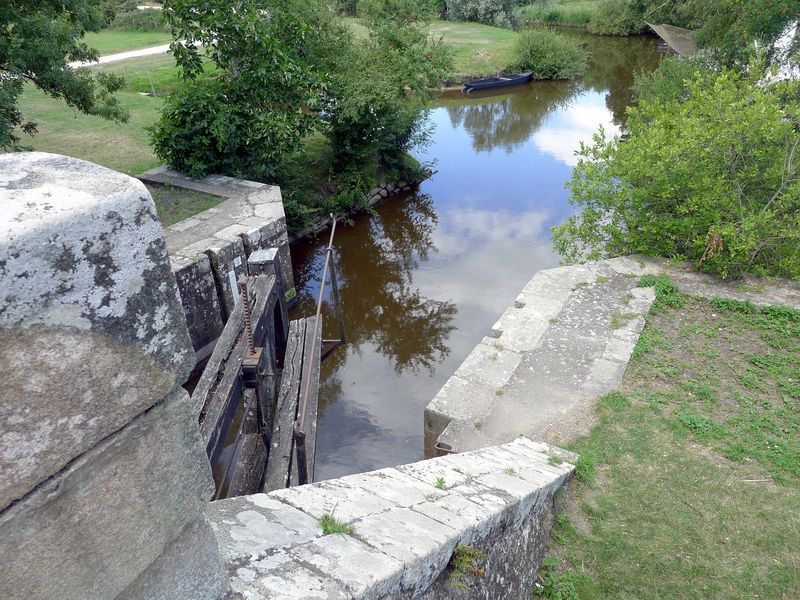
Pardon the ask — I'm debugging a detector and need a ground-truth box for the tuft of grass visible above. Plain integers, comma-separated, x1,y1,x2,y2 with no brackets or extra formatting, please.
319,513,354,536
447,545,488,589
597,391,629,411
637,275,687,314
504,466,519,476
534,555,581,599
435,476,447,490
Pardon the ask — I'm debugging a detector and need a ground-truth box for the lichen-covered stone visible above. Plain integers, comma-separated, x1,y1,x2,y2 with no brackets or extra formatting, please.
0,389,214,600
0,152,195,509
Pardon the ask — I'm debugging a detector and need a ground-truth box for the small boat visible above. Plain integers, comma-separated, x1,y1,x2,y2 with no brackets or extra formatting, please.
462,71,533,93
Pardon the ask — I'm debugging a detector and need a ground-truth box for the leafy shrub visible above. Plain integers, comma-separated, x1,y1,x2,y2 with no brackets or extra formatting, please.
588,0,646,35
511,29,587,79
552,65,800,281
446,0,518,28
112,9,167,31
151,78,311,180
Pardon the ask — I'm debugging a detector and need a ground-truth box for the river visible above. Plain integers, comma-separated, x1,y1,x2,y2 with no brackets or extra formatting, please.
289,32,663,480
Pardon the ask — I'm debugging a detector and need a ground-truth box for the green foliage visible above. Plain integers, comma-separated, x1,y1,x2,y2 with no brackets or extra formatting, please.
518,1,599,28
511,29,587,80
112,8,168,31
588,0,646,35
535,556,581,600
637,276,687,313
598,391,630,411
689,0,799,67
574,451,596,482
711,297,756,314
553,65,800,281
319,513,354,535
0,0,129,149
324,0,451,173
152,0,344,179
676,411,717,438
447,545,487,589
435,476,447,489
446,0,519,29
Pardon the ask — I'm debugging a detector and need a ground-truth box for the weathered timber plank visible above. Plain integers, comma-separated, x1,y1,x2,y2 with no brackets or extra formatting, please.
227,390,268,497
262,319,306,492
192,273,276,420
196,274,276,448
290,315,322,487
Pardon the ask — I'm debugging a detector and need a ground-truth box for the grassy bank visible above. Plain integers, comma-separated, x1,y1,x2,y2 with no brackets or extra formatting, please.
519,0,600,28
82,30,172,55
538,283,800,598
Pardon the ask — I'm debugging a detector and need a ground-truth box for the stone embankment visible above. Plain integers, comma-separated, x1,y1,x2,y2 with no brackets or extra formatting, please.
138,166,294,369
289,176,429,242
425,255,800,455
206,437,576,599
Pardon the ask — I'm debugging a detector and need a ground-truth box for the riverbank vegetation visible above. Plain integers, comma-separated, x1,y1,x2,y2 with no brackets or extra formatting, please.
512,28,587,79
553,1,800,281
538,291,800,598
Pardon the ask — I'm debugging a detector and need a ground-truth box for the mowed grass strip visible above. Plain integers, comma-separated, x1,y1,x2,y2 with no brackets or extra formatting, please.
539,291,800,598
82,30,172,55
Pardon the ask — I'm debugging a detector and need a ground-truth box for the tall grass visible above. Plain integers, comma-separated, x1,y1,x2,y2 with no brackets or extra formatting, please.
517,0,600,28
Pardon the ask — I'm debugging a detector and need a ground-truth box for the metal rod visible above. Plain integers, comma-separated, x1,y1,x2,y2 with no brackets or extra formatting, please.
293,215,338,487
296,216,337,435
294,431,308,486
238,276,256,356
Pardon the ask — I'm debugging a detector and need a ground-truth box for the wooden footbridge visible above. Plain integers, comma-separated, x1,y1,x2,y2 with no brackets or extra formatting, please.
192,221,344,498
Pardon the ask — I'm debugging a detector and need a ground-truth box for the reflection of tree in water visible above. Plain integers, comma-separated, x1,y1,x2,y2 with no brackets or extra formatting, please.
577,33,663,126
291,192,456,382
445,34,662,150
446,81,581,153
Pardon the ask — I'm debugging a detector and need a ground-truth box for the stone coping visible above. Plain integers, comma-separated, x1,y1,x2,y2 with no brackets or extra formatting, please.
206,437,576,599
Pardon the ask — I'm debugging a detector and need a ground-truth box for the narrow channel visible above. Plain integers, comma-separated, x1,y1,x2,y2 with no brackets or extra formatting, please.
289,32,663,480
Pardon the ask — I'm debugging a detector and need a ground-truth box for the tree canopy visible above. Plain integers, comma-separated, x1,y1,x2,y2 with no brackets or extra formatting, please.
0,0,127,150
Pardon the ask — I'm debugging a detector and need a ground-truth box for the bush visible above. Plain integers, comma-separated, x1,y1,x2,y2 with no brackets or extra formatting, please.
446,0,518,28
552,64,800,281
151,78,311,180
588,0,646,35
112,9,167,31
511,29,587,79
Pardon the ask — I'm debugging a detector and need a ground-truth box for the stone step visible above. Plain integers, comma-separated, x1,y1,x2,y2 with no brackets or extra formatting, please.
426,258,657,454
206,436,577,599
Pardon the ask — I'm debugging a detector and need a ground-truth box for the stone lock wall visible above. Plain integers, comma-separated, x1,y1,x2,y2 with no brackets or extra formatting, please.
0,153,228,599
138,167,295,371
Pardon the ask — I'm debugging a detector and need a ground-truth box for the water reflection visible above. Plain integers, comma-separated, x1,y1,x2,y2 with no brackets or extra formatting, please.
443,81,581,153
289,34,662,479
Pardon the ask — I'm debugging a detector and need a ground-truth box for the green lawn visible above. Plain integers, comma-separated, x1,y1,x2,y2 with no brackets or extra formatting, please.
538,282,800,599
82,30,172,55
342,17,518,79
17,53,195,175
146,184,223,226
429,20,518,79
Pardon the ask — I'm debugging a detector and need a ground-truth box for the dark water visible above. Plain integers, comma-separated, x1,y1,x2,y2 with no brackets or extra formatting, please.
289,33,663,480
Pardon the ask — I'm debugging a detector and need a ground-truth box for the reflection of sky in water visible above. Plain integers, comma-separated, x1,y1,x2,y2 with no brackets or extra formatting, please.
534,94,620,166
293,41,660,478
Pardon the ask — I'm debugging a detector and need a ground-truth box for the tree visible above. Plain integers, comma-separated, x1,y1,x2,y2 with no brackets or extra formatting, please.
322,0,451,173
0,0,127,150
552,62,800,280
151,0,347,179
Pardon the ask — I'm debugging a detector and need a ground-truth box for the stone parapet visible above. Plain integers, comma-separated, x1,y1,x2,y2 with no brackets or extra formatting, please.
206,437,576,599
0,153,226,599
138,166,295,366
